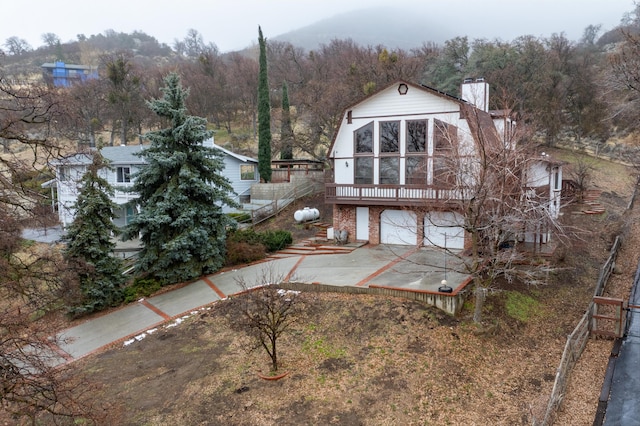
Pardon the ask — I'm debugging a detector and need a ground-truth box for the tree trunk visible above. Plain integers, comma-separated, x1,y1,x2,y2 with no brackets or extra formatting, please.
473,285,486,323
120,118,127,146
270,335,278,372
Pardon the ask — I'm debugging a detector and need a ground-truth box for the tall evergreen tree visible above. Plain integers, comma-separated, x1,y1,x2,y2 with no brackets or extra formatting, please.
63,151,125,315
257,26,272,182
280,81,294,160
124,73,238,285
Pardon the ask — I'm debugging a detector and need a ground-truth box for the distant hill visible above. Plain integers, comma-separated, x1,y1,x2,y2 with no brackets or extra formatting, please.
272,7,457,51
269,4,627,52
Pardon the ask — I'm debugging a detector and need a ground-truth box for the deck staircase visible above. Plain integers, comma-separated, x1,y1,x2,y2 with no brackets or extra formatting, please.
579,189,606,215
268,222,364,258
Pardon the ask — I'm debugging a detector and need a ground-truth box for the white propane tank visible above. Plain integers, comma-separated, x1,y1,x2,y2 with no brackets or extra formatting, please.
294,207,320,223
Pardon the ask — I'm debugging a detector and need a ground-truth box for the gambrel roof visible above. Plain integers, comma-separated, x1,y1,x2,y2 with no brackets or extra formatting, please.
327,79,502,158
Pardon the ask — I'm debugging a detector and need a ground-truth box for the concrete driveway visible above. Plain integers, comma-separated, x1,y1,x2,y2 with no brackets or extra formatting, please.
53,245,471,365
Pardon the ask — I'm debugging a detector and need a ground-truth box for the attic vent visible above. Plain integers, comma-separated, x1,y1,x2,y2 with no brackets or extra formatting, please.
476,77,485,82
463,77,474,83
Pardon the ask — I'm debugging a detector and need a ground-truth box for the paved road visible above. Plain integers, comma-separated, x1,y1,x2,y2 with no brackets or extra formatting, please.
51,245,469,365
603,268,640,426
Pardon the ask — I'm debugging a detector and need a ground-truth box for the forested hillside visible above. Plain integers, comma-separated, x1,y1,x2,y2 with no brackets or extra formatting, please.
3,5,640,162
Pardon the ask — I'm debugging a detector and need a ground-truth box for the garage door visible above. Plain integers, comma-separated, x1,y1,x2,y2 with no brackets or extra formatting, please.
424,212,465,249
380,210,417,245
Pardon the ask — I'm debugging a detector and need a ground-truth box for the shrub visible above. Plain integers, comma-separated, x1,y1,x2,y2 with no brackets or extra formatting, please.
226,240,266,266
228,228,292,252
123,277,162,303
260,230,292,252
228,228,263,245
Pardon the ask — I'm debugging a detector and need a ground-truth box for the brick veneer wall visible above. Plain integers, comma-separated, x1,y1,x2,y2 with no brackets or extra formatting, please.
332,205,357,243
332,204,471,248
368,206,383,245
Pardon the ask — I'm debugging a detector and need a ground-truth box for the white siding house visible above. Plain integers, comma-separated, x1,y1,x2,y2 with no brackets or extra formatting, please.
326,79,562,247
51,139,259,227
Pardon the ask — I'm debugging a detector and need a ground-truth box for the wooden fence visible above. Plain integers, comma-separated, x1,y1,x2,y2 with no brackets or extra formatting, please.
532,236,624,425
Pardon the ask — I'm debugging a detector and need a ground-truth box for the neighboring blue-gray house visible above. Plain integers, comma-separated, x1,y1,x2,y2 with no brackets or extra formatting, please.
41,61,98,87
48,139,259,227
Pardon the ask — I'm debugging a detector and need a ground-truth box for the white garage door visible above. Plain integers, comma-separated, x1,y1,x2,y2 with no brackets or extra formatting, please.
424,212,465,249
380,210,417,245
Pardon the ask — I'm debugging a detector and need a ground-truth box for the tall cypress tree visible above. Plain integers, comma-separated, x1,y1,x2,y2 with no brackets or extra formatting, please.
280,81,294,160
124,73,238,285
257,26,272,182
63,151,125,315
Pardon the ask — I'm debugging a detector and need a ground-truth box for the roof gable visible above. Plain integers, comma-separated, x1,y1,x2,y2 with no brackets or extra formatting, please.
328,80,478,156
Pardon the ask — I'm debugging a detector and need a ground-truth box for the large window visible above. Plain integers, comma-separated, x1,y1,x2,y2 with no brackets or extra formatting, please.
355,157,373,184
117,166,131,183
240,164,256,181
406,156,428,185
406,120,427,153
380,121,399,153
380,157,399,184
379,121,399,184
405,120,428,185
433,120,457,188
354,122,374,184
355,122,374,154
434,119,457,151
433,157,456,187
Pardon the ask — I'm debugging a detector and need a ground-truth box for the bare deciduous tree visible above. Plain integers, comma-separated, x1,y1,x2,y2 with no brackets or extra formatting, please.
0,70,100,423
417,105,567,324
40,33,61,49
233,268,304,372
3,37,32,56
566,154,595,202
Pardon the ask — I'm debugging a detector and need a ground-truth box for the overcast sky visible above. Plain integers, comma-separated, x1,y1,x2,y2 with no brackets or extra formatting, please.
2,0,636,53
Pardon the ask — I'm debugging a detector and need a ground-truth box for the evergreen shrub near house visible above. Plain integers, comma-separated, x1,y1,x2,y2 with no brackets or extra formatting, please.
225,228,292,266
123,277,162,303
260,230,292,252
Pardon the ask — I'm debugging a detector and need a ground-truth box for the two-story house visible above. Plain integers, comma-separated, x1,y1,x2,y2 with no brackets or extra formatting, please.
41,61,98,87
325,79,562,249
50,139,259,227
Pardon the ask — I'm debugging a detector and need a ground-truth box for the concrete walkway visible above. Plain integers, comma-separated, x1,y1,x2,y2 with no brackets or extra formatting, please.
52,245,470,365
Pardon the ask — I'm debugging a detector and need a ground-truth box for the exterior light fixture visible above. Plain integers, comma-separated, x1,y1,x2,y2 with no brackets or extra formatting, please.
398,83,408,95
345,161,349,167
